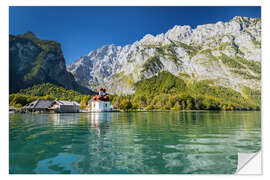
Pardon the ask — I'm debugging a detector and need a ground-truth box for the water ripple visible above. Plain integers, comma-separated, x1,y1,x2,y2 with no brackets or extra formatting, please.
9,111,261,174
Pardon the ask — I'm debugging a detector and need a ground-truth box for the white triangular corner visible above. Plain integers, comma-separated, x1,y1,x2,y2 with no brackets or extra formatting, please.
236,151,262,175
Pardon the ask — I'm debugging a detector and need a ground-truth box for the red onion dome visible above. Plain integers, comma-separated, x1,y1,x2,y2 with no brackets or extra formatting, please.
91,95,110,102
98,87,106,93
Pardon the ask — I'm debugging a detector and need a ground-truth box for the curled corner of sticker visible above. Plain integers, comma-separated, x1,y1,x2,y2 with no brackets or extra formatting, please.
235,150,262,175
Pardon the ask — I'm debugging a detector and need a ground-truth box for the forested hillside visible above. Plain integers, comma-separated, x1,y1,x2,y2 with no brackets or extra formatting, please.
9,32,92,94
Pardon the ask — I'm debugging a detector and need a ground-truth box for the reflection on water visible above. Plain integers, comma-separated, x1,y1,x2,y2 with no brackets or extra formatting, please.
9,111,261,174
90,113,110,137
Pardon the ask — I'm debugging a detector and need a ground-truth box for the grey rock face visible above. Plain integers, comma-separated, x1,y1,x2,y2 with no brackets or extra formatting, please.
68,16,261,95
9,33,92,94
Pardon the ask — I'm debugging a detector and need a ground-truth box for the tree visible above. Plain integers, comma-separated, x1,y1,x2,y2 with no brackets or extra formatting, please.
112,96,122,108
144,104,153,111
181,101,186,110
133,95,147,108
10,94,28,106
120,99,132,110
186,99,193,110
132,103,139,110
172,101,182,111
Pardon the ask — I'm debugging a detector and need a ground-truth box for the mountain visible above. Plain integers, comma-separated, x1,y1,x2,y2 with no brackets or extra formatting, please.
68,16,261,95
9,32,92,94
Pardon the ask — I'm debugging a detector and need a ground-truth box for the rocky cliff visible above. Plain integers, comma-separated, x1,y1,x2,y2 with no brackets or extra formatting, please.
9,32,92,94
68,16,261,95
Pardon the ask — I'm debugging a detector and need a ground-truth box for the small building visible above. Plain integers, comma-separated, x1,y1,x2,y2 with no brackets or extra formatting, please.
49,100,80,113
91,88,111,112
22,99,53,112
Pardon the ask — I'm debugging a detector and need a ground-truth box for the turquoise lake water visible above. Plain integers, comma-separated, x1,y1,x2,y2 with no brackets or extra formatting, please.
9,111,261,174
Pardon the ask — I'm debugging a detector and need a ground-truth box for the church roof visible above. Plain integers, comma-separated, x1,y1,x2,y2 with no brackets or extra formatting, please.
99,88,106,92
91,95,110,102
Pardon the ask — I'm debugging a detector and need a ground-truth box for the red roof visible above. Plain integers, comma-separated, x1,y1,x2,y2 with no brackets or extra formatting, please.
91,95,109,102
98,88,106,93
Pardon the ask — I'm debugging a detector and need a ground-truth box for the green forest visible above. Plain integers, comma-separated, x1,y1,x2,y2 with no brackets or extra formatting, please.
9,83,92,109
9,71,261,111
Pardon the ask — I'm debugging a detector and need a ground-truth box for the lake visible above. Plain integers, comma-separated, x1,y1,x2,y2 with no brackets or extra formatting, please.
9,111,261,174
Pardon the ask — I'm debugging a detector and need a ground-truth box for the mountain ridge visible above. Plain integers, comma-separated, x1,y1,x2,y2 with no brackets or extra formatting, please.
68,16,260,95
9,32,93,94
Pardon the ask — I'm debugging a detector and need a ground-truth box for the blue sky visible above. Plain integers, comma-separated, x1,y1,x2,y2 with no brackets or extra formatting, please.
9,6,261,65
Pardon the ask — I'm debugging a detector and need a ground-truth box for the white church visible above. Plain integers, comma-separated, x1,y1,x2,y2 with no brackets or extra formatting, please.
90,88,111,112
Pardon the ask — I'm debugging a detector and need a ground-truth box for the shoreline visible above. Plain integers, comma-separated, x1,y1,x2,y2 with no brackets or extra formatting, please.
9,108,261,114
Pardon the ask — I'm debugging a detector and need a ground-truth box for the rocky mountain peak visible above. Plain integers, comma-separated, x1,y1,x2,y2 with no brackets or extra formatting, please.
9,33,92,94
23,31,36,37
165,25,192,42
68,16,261,95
